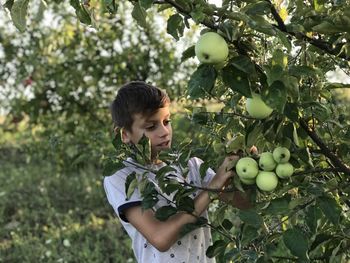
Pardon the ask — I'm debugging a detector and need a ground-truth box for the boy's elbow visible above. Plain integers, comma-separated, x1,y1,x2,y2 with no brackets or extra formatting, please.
150,236,172,252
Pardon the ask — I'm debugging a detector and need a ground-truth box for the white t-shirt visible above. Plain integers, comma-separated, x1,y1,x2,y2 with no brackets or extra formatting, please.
103,157,217,263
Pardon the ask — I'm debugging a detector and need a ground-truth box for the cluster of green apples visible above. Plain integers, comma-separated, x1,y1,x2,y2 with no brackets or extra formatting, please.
235,147,294,192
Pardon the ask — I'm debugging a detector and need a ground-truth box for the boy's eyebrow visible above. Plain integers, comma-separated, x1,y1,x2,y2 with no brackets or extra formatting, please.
145,114,170,123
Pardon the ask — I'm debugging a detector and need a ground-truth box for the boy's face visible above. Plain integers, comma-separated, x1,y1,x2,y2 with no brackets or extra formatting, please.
122,105,172,157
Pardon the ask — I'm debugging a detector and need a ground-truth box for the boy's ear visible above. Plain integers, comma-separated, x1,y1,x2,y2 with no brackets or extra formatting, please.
121,128,131,143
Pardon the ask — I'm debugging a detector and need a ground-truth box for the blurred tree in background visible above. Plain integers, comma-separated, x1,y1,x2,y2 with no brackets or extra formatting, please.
0,1,196,170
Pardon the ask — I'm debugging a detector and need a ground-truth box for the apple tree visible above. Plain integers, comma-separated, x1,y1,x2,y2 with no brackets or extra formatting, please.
102,1,350,262
6,0,350,261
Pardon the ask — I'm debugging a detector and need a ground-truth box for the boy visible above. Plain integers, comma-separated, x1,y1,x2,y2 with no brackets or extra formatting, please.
103,81,247,263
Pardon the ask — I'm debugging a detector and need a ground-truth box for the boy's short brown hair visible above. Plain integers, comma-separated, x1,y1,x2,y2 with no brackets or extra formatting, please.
111,81,170,132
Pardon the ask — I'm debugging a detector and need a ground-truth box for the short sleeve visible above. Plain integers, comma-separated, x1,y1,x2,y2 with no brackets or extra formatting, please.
187,157,216,187
202,167,216,187
103,168,142,222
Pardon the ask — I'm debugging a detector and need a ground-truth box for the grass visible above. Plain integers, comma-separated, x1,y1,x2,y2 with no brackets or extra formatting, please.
0,151,135,263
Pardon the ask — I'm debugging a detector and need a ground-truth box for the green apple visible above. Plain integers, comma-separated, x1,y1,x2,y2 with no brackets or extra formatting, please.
273,146,290,164
276,162,294,179
214,60,227,70
236,157,259,179
195,32,229,64
240,177,256,185
245,93,273,119
256,171,278,192
259,152,277,171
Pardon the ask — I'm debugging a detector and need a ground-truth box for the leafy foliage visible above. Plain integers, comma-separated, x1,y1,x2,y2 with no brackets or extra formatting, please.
3,0,350,262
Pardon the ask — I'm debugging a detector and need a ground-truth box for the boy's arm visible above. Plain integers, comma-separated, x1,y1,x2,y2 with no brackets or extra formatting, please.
124,155,237,252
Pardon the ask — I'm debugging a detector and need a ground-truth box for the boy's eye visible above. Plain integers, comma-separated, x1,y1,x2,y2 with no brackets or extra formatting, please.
145,125,156,130
164,119,171,125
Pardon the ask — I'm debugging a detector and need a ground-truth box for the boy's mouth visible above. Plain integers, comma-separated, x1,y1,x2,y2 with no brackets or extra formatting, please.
157,140,170,147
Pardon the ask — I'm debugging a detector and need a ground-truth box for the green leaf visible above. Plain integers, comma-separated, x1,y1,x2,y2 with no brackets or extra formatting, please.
180,217,207,237
241,224,258,247
325,82,350,89
262,80,287,113
233,175,245,192
141,181,159,209
10,0,29,32
140,0,153,9
190,8,206,24
167,14,185,40
330,240,344,262
303,102,331,122
69,0,80,11
283,228,309,260
222,65,251,97
276,30,291,51
283,76,299,101
199,161,211,179
4,0,14,10
206,240,228,258
312,21,346,34
101,0,118,13
221,219,233,230
163,182,181,195
132,2,147,28
74,3,91,25
243,1,271,16
316,195,341,225
289,65,321,78
246,122,263,147
125,172,137,200
156,166,177,180
238,209,263,228
181,45,195,62
265,195,290,215
155,205,177,221
35,0,46,22
188,64,217,99
230,55,256,75
177,196,195,213
264,65,284,86
310,233,333,251
133,135,151,164
283,103,299,122
248,15,276,36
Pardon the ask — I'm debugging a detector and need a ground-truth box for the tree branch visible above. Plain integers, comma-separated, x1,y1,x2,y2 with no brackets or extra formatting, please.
266,0,348,60
299,118,350,175
294,167,344,176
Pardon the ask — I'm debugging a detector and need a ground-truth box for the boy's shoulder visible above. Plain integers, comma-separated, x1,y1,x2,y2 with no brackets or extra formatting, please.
104,158,149,182
188,156,204,168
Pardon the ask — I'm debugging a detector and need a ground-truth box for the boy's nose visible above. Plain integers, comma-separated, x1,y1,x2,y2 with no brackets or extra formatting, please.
158,124,170,137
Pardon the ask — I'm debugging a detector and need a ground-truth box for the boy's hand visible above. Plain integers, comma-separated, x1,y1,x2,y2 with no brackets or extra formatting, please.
216,155,240,180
